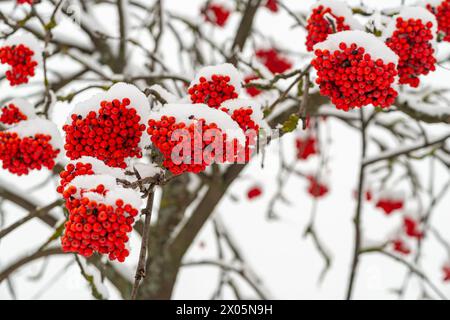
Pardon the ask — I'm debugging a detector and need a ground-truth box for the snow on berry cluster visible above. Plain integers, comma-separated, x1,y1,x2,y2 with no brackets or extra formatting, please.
202,2,231,27
0,34,41,86
188,74,239,109
427,0,450,42
0,118,62,175
255,48,292,74
63,83,150,169
0,98,36,126
375,194,404,215
312,30,399,111
149,64,267,175
58,157,141,262
383,7,437,88
147,103,246,175
305,0,363,52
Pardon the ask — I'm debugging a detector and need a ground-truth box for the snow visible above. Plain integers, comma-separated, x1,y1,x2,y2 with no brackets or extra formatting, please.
374,190,405,202
132,162,163,178
68,174,142,210
66,82,150,125
68,156,126,180
311,0,364,31
398,94,450,118
148,84,180,103
189,63,243,94
8,118,64,160
2,98,37,125
66,82,151,149
77,257,110,299
382,7,438,43
313,30,399,65
220,98,270,131
149,103,246,144
3,32,43,66
422,0,446,7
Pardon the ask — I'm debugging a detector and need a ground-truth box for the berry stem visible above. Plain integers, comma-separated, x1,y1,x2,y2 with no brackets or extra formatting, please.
130,190,156,300
345,108,367,300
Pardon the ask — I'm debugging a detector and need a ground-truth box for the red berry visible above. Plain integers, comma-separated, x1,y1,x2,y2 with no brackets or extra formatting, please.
202,3,230,27
0,44,37,86
312,41,398,111
247,186,263,200
305,5,352,52
255,48,292,74
307,176,329,198
63,98,145,168
427,0,450,42
0,103,28,125
375,197,403,215
295,135,317,160
0,132,59,176
385,17,436,87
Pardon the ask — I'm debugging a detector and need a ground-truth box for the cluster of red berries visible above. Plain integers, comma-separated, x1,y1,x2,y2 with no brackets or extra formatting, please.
427,0,450,42
244,75,262,97
0,103,28,125
306,5,351,52
265,0,278,13
222,106,259,161
202,3,230,27
295,135,317,160
385,18,436,88
63,98,145,168
247,185,262,200
56,162,96,194
255,48,292,74
392,238,411,255
0,132,59,175
312,43,398,111
0,44,38,86
307,175,329,198
60,186,138,262
148,115,243,175
189,75,239,109
443,265,450,282
375,197,403,215
17,0,34,4
403,216,423,239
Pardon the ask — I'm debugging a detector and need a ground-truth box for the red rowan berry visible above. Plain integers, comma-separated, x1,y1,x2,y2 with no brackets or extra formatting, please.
392,239,411,255
0,103,28,125
375,197,403,215
265,0,278,13
255,48,292,74
306,5,352,52
0,132,60,175
188,74,238,108
0,44,37,86
63,98,145,168
247,185,263,200
202,3,230,27
385,17,436,87
312,40,398,111
244,75,262,97
295,135,317,160
307,176,329,198
427,0,450,42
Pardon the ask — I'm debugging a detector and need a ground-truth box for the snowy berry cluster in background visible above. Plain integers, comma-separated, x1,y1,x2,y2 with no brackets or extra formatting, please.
0,0,449,300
